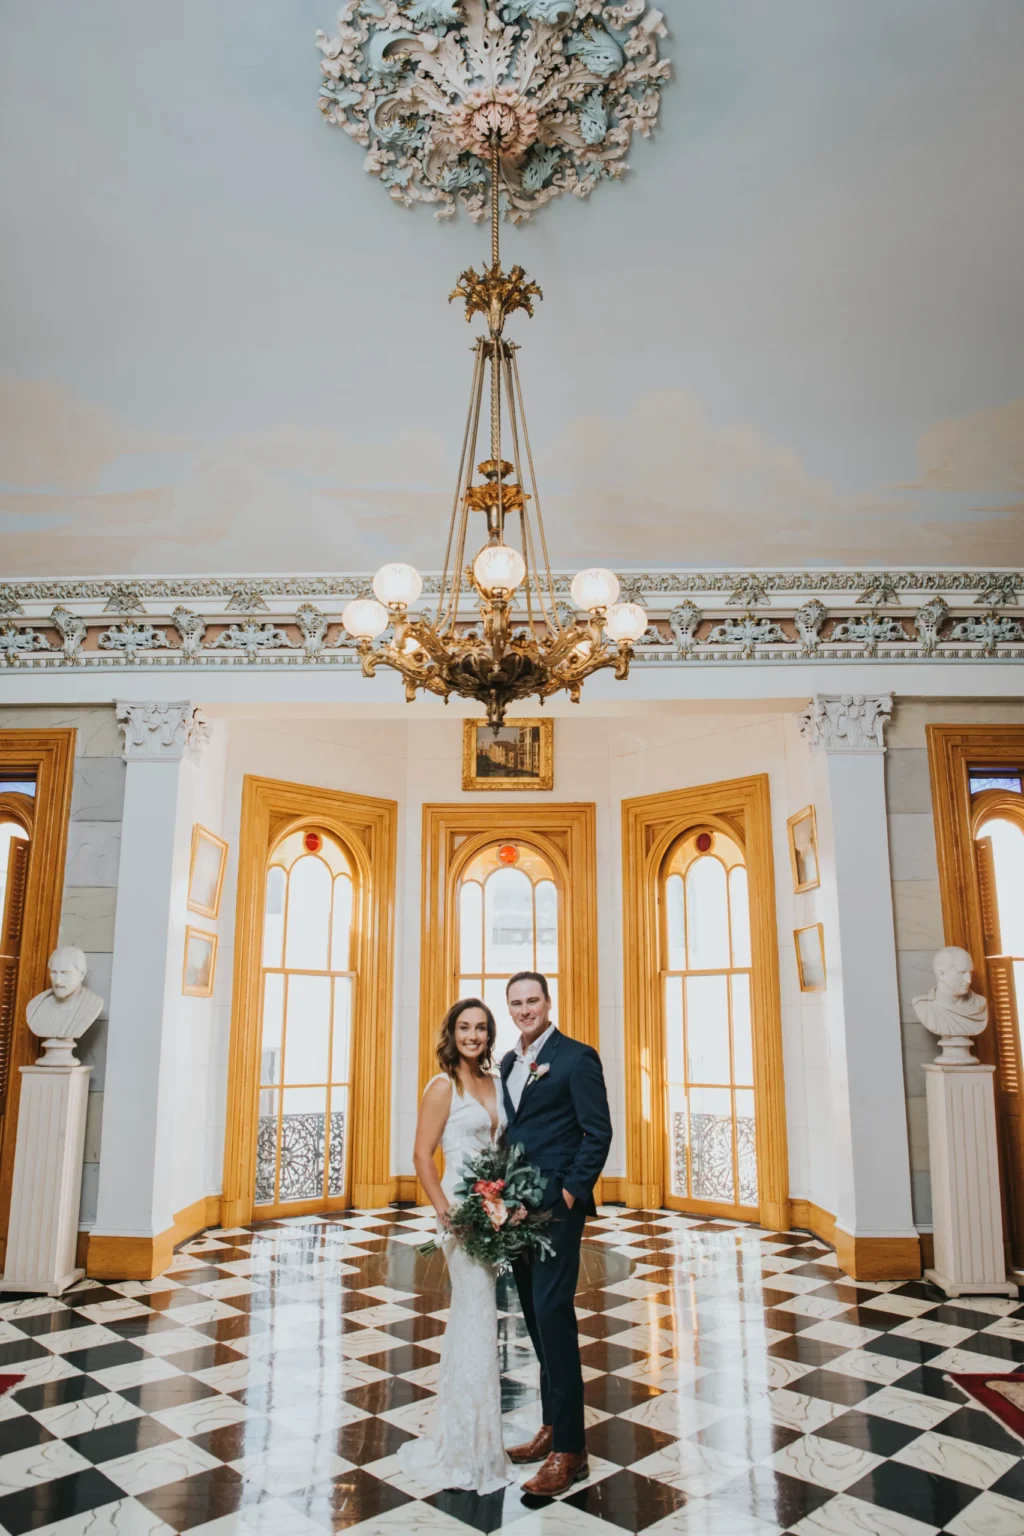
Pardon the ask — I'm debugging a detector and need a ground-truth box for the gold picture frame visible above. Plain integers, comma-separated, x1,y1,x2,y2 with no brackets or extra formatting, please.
794,923,827,992
462,719,553,792
787,805,820,893
187,824,228,918
182,926,218,997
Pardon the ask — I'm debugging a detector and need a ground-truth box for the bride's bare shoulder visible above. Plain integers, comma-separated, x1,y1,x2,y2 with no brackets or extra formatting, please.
422,1072,454,1104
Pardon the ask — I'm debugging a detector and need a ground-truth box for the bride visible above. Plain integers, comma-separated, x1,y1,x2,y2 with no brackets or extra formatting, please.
397,997,513,1494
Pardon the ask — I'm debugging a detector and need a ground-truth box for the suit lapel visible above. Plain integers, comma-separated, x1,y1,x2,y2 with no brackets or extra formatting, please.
512,1028,563,1126
500,1052,517,1126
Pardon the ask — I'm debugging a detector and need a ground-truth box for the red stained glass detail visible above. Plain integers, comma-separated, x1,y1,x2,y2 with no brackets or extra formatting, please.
695,832,713,853
497,844,520,866
303,831,323,853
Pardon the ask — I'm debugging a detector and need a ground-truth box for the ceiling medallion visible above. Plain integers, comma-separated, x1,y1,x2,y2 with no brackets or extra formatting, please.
316,0,669,221
340,139,648,728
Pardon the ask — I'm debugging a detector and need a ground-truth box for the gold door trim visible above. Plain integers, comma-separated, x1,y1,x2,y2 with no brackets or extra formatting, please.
0,729,76,1263
927,724,1024,1263
621,775,789,1229
221,775,398,1222
418,802,600,1097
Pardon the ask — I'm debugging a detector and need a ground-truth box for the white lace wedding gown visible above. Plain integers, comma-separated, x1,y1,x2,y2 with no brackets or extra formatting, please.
397,1075,513,1494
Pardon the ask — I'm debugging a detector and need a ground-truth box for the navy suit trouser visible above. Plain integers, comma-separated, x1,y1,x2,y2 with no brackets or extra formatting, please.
511,1197,588,1454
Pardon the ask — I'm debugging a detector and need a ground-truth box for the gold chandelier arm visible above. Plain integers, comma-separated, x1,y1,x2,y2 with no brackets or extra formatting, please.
510,346,561,626
438,337,487,633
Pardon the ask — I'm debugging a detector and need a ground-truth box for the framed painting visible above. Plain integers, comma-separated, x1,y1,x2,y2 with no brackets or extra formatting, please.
787,805,820,893
187,824,228,918
462,719,553,792
794,923,827,993
183,926,218,998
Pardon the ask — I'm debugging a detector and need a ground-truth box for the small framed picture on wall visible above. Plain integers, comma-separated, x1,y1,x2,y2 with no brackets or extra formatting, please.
462,719,554,791
787,806,820,893
187,825,228,918
182,927,218,997
794,923,827,992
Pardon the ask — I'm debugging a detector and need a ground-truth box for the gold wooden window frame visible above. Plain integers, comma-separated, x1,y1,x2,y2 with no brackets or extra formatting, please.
0,730,76,1265
419,802,599,1092
254,829,357,1215
660,828,758,1219
621,775,789,1229
221,776,398,1222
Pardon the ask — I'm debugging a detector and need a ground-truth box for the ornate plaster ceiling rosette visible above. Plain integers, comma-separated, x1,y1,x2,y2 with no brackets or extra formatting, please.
316,0,669,220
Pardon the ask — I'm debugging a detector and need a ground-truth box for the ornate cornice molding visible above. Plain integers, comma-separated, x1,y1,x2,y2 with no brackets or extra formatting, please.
316,0,669,222
116,702,209,762
1,571,1021,672
801,694,893,754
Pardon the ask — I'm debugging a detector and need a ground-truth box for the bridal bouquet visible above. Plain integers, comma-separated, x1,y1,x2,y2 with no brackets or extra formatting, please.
419,1142,556,1271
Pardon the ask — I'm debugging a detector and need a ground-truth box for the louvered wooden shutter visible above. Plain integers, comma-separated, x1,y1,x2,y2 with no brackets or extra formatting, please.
0,836,30,1112
977,836,1021,1097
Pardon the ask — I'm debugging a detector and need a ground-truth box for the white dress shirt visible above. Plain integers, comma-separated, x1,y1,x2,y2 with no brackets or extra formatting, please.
506,1022,557,1112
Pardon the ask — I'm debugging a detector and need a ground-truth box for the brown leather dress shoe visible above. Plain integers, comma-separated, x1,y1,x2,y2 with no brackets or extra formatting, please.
507,1424,553,1464
521,1450,589,1495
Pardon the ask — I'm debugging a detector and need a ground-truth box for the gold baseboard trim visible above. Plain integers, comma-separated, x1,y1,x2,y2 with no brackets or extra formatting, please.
919,1231,935,1270
85,1194,222,1282
600,1177,626,1204
790,1198,836,1247
391,1176,419,1204
834,1225,921,1281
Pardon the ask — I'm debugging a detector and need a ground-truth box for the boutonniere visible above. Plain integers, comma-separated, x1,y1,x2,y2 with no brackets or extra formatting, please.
526,1061,550,1087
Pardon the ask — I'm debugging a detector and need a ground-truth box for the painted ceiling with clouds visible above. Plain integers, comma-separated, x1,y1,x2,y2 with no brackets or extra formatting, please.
1,0,1022,577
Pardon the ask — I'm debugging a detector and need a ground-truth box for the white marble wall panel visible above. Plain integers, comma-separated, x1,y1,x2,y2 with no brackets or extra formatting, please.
64,823,122,888
891,881,945,951
0,705,122,757
70,758,126,821
887,814,940,882
58,888,118,952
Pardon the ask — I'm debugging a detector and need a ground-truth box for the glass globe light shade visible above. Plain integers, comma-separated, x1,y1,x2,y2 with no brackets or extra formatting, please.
570,567,620,612
605,602,648,643
473,542,526,594
372,562,422,607
341,597,389,640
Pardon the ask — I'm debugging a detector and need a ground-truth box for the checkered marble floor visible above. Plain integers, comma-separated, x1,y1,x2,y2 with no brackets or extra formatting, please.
2,1208,1024,1536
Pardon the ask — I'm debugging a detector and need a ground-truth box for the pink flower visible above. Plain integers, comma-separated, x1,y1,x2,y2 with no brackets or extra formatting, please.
482,1196,509,1230
527,1062,550,1084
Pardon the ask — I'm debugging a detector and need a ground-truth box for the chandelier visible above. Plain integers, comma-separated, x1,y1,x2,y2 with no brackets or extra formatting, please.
340,139,647,731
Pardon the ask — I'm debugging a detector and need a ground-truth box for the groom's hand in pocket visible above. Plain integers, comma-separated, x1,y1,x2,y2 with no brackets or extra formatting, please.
561,1189,575,1209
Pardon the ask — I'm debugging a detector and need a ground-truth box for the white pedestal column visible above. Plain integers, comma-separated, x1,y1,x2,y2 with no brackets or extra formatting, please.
0,1064,92,1295
924,1062,1017,1297
803,694,919,1276
91,703,207,1255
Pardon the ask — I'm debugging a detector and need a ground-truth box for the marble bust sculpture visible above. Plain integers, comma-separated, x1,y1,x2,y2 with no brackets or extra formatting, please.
26,946,104,1066
913,945,989,1064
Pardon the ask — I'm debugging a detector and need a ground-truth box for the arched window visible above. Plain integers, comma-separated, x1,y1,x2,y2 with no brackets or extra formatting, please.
0,790,32,1119
255,827,355,1211
457,842,559,1063
661,826,757,1215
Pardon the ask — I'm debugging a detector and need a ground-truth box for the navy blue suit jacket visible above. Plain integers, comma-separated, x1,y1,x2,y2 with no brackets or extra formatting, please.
500,1029,612,1216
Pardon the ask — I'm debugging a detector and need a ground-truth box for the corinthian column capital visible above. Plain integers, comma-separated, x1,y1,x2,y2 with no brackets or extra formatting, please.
800,693,893,753
116,701,209,762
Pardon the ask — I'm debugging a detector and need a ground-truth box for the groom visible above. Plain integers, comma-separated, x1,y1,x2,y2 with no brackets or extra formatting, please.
500,970,612,1495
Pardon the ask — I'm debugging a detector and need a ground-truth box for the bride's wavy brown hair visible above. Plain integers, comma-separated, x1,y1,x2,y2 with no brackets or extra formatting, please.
436,997,497,1092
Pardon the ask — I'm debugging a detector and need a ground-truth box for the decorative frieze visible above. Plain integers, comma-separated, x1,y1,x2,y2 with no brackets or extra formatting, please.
0,571,1020,671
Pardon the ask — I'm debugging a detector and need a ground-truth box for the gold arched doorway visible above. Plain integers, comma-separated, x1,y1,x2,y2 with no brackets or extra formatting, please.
622,776,789,1229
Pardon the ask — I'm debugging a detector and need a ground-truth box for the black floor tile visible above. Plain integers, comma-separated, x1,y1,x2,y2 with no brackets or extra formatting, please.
62,1340,147,1373
583,1373,663,1415
136,1464,248,1531
188,1415,289,1462
863,1333,944,1366
289,1467,412,1529
363,1343,441,1376
585,1417,679,1466
579,1340,647,1373
0,1338,48,1367
7,1310,101,1341
712,1465,835,1528
0,1414,57,1454
328,1416,417,1465
342,1374,435,1414
938,1403,1024,1457
814,1410,924,1457
66,1413,181,1465
13,1373,104,1413
796,1368,882,1406
692,1414,803,1459
0,1468,124,1536
429,1482,539,1532
565,1467,688,1531
846,1462,983,1525
119,1374,220,1412
768,1334,852,1367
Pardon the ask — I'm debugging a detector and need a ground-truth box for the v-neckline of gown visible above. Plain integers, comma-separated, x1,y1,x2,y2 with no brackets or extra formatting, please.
462,1075,500,1140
